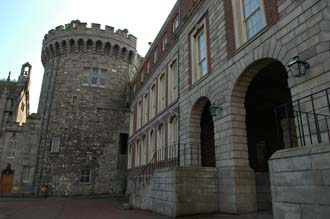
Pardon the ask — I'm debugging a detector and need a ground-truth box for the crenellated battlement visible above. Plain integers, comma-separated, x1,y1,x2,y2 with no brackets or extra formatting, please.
41,20,137,65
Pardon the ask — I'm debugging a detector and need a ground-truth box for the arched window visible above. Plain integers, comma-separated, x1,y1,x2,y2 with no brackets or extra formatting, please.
104,42,111,56
157,123,165,161
96,40,102,53
141,135,147,165
87,39,93,51
168,116,178,159
148,129,155,163
69,39,75,53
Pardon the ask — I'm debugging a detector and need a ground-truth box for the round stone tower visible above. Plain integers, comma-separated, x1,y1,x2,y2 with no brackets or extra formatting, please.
35,20,137,195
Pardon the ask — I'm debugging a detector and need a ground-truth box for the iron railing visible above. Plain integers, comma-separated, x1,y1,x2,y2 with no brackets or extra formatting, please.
275,87,330,148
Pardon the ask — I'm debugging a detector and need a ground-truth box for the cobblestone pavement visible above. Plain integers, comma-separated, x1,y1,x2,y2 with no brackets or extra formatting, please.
0,196,272,219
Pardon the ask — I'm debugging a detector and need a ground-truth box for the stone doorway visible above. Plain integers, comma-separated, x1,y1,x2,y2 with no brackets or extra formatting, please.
245,61,292,211
189,97,215,167
201,102,216,167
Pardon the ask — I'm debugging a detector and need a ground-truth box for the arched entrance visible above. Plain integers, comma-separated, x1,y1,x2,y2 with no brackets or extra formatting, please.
1,164,14,193
245,61,292,210
189,97,215,167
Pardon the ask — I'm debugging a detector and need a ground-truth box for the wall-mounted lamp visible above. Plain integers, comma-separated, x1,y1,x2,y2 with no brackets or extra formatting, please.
209,103,223,117
287,55,310,77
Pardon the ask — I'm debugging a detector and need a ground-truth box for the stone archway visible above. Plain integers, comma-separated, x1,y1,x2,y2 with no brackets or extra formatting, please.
231,58,292,211
188,97,215,167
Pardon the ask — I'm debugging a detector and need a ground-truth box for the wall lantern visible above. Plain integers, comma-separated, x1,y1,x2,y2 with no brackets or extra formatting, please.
287,55,310,77
209,103,222,117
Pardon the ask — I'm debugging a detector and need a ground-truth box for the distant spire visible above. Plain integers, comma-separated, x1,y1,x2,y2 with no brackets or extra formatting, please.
7,71,11,81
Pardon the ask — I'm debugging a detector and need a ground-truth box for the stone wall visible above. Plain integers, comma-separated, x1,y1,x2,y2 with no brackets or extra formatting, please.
130,167,218,217
269,144,330,219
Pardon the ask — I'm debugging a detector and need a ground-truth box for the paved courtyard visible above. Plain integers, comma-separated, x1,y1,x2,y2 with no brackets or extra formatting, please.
0,196,272,219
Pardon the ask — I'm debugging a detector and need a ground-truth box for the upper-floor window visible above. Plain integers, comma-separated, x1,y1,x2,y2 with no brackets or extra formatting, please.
168,116,178,159
168,58,178,103
143,93,149,125
162,33,168,51
51,137,60,153
243,0,265,39
137,100,142,129
190,17,209,84
232,0,266,48
22,166,31,183
82,67,108,88
129,110,134,136
7,139,16,159
158,74,166,113
146,60,151,74
154,48,158,64
149,84,156,119
173,15,180,33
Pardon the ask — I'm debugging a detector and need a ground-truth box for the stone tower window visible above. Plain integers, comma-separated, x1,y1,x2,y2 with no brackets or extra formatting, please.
80,168,91,184
91,68,98,86
51,137,60,153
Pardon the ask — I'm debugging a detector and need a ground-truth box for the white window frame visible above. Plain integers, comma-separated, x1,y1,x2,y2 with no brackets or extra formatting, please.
157,123,166,161
22,166,31,183
137,100,142,130
80,168,92,184
7,139,16,159
158,73,166,113
141,135,147,165
168,116,178,159
172,15,180,33
51,137,60,153
162,33,168,51
129,110,134,136
149,84,156,120
190,17,209,84
143,93,149,125
168,58,178,103
231,0,266,48
148,129,155,163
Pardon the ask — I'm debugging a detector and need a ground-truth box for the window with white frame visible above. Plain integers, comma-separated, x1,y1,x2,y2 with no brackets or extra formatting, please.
154,48,158,64
80,168,91,184
146,60,151,74
82,67,90,86
141,135,147,165
143,93,149,125
157,123,166,161
82,67,108,87
51,137,60,153
7,139,16,158
128,144,132,168
190,17,209,84
22,166,31,183
149,84,156,119
173,15,180,33
148,130,155,163
137,100,142,129
168,116,178,159
135,140,141,166
231,0,266,48
129,110,134,136
91,68,98,86
162,33,168,51
158,74,166,113
168,58,178,103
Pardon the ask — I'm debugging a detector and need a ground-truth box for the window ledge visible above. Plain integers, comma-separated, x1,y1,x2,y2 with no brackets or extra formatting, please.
235,27,269,54
190,73,210,90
